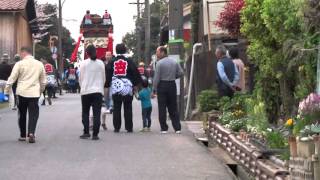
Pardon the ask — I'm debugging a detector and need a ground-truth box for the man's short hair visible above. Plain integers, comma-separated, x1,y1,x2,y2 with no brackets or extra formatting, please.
216,45,227,56
21,47,32,54
116,44,127,54
158,46,167,55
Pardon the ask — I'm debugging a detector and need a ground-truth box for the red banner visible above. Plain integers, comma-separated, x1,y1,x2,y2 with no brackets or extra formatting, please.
70,35,83,62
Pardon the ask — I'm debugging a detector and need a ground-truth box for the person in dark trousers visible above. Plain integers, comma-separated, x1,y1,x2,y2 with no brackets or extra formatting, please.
103,51,114,114
152,46,184,134
136,77,153,132
4,47,47,143
0,53,12,94
55,69,63,97
11,54,21,110
42,59,56,105
79,45,106,140
106,44,142,133
215,45,240,98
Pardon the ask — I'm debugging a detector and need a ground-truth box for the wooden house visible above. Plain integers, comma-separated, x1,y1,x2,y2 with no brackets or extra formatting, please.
0,0,37,61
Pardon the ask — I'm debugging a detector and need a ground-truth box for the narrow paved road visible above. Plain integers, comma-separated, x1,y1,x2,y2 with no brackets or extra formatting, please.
0,94,233,180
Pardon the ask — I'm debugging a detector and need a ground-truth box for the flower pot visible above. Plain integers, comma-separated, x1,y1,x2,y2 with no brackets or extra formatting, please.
297,137,315,158
313,136,320,180
288,136,297,157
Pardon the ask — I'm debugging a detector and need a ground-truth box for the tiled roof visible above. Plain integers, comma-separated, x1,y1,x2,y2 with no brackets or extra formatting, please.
0,0,27,11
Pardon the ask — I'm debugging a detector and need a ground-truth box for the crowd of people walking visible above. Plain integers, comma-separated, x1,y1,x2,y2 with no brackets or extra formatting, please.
0,43,184,143
0,42,245,143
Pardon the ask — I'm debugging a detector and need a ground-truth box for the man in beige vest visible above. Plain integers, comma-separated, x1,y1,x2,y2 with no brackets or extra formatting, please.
5,47,47,143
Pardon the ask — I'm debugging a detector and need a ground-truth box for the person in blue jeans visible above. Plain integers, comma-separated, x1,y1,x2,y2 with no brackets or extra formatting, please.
104,51,114,113
136,78,152,132
105,86,113,113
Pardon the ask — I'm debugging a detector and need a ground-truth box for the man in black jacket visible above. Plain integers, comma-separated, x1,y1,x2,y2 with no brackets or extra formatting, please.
105,44,142,133
0,53,12,94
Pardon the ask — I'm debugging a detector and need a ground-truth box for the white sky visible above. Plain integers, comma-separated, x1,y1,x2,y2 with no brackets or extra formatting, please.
37,0,138,44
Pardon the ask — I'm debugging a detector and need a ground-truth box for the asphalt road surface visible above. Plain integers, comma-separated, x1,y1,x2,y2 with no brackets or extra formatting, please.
0,94,233,180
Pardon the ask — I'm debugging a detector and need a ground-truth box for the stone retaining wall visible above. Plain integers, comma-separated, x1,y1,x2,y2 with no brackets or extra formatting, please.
208,115,290,180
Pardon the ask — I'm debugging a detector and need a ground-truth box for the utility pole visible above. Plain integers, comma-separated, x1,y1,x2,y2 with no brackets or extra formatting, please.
317,44,320,94
144,0,151,64
169,0,185,120
129,0,144,63
136,0,142,63
58,0,63,76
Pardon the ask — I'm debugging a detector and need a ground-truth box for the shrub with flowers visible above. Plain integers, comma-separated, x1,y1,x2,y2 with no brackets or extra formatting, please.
215,0,244,36
294,93,320,136
298,93,320,117
285,118,295,135
218,94,250,132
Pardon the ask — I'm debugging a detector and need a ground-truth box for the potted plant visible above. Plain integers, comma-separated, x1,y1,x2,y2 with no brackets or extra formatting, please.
294,93,320,158
285,118,297,157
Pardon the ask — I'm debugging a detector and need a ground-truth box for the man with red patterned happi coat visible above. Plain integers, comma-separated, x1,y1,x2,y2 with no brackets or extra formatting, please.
105,44,142,133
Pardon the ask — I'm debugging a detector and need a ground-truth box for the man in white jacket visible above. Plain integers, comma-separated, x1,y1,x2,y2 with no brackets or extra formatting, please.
79,45,106,140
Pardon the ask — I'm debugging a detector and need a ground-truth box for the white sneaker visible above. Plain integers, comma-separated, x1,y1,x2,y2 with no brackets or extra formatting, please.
160,131,168,134
175,131,181,134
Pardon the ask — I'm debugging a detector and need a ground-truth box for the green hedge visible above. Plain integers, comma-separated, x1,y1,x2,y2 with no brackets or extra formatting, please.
198,90,220,112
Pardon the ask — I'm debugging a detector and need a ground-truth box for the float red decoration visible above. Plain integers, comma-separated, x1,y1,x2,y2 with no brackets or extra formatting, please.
70,35,83,62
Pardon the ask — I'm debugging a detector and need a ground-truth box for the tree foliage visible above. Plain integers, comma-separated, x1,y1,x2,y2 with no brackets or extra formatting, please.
241,0,312,123
122,31,138,61
35,3,75,64
122,0,168,62
241,0,320,124
215,0,244,37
